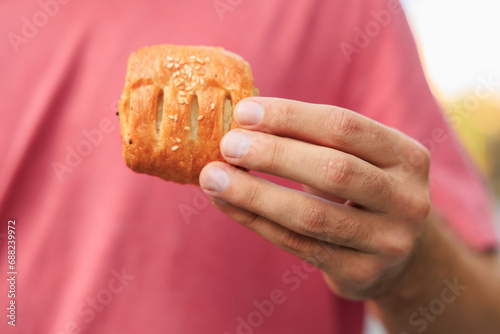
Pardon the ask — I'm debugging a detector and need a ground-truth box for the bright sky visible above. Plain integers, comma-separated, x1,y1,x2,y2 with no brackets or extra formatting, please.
402,0,500,99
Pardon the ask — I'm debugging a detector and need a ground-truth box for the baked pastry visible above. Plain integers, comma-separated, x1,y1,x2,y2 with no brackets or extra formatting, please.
118,45,258,184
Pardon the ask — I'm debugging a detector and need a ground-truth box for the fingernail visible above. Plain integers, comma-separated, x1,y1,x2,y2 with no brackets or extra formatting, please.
202,167,229,192
221,131,250,158
235,100,263,126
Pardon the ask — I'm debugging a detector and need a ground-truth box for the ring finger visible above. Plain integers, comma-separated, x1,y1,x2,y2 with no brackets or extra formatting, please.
200,161,383,253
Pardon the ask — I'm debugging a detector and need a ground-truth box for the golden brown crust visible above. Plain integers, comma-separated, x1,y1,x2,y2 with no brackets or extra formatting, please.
119,45,257,184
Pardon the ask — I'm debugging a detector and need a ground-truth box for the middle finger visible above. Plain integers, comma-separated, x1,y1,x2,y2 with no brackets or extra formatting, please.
220,129,395,212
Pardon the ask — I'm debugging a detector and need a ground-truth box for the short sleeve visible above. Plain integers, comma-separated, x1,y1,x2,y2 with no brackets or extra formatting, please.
334,0,498,250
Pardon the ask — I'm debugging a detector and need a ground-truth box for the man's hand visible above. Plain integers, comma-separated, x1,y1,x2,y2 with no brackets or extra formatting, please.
199,97,431,299
200,97,500,333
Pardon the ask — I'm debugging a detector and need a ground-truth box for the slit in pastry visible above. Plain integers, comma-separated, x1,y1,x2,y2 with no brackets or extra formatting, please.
222,97,233,135
189,95,199,140
156,88,164,136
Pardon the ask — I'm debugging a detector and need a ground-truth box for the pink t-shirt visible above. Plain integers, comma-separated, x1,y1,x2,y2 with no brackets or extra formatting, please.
0,0,497,333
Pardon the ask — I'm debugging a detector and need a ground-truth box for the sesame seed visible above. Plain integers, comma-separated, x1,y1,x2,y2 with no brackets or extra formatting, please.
174,115,178,121
184,126,190,131
168,115,175,120
211,102,215,110
171,146,179,151
200,78,205,85
175,138,181,143
195,65,201,70
175,63,180,69
183,97,189,104
167,63,174,69
175,58,180,62
196,57,204,64
198,115,203,120
179,91,186,96
167,56,173,61
205,57,210,62
190,55,196,60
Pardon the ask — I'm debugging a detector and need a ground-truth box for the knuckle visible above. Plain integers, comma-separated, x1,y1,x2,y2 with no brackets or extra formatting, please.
396,187,431,222
405,142,431,178
333,216,363,245
420,149,431,178
364,172,393,211
413,194,431,221
243,213,263,230
308,243,334,269
297,201,328,234
327,108,359,146
279,229,310,255
383,232,414,260
406,191,431,222
419,145,431,170
323,156,353,189
346,260,381,287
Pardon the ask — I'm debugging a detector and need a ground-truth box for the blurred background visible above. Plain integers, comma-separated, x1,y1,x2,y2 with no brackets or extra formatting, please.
404,0,500,216
367,0,500,332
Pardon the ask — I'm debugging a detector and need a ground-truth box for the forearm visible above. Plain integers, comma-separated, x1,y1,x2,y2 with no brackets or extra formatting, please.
368,210,500,334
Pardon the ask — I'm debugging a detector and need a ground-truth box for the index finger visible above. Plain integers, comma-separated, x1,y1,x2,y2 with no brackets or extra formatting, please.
233,97,411,168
